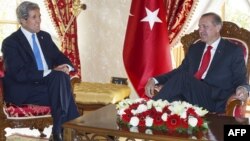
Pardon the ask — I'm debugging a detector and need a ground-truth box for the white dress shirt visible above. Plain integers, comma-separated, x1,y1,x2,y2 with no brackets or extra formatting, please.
199,37,221,79
21,27,51,76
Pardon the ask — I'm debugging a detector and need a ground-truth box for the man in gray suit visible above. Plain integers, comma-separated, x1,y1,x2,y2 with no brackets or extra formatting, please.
145,12,249,113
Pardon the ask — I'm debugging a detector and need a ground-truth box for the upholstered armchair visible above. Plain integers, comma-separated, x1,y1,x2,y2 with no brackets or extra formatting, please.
0,56,52,140
0,56,84,140
180,21,250,117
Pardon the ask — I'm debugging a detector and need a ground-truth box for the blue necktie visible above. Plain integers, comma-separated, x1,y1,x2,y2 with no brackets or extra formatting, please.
32,34,44,70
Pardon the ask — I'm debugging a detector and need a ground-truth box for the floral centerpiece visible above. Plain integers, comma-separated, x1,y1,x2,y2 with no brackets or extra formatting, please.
116,98,209,134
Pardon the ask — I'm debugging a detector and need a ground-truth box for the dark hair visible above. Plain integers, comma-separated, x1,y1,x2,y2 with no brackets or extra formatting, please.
16,1,40,23
201,12,222,26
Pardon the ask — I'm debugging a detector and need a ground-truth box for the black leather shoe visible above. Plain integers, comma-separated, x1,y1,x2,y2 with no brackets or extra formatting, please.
49,133,63,141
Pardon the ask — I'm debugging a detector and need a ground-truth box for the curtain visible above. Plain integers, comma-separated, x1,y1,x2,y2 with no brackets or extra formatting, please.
165,0,197,47
45,0,81,78
164,0,198,68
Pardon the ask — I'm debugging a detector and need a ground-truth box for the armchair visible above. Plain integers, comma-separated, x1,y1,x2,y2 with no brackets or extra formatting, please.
0,57,79,140
180,21,250,117
0,57,52,140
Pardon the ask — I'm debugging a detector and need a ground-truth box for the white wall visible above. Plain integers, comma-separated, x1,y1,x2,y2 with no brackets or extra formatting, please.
77,0,138,99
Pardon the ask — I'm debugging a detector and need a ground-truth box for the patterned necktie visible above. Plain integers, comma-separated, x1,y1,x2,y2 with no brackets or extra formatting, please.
32,34,44,70
194,46,213,80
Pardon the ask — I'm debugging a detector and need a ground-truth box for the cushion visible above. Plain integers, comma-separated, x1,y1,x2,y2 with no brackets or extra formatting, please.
74,82,131,105
233,105,242,117
232,101,250,118
3,102,51,119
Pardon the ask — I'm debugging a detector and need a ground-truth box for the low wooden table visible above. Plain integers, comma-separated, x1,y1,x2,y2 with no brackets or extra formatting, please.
63,104,249,141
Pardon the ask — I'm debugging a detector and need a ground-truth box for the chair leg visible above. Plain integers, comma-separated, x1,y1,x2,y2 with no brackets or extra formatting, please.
37,128,47,138
0,124,7,141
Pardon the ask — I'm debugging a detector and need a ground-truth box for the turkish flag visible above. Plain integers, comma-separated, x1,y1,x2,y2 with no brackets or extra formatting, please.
123,0,172,98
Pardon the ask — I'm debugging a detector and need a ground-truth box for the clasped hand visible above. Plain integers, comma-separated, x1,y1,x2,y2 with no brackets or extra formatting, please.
53,64,70,75
234,86,249,102
145,78,163,98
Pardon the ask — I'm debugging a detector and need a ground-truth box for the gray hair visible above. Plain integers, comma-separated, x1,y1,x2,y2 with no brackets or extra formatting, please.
201,12,223,26
16,1,40,23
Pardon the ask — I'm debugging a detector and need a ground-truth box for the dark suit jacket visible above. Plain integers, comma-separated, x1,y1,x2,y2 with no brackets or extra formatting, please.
1,28,73,105
155,38,247,109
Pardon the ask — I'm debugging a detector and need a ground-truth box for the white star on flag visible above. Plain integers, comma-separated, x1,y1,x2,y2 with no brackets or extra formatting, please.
141,7,162,30
123,0,172,98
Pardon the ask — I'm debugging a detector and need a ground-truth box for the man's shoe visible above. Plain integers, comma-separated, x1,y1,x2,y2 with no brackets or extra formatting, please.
49,133,63,141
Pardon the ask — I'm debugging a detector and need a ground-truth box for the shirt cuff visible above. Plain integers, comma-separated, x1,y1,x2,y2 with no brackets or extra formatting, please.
237,86,249,97
66,64,74,72
43,70,51,77
152,78,159,84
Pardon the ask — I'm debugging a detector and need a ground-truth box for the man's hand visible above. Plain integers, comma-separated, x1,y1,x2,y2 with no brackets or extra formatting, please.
54,64,69,75
145,78,156,98
234,86,249,102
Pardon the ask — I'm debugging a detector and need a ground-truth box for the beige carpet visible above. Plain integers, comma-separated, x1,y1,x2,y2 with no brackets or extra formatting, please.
7,134,49,141
6,134,135,141
5,126,142,141
5,126,52,141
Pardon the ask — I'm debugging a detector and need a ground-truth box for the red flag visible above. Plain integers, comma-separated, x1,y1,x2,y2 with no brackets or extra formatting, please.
123,0,172,98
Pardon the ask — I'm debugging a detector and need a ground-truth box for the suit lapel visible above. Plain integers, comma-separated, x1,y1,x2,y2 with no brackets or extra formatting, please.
36,33,46,56
16,29,36,61
194,43,206,72
207,39,225,73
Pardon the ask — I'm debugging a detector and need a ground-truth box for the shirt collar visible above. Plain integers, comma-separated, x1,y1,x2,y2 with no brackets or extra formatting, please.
20,27,35,40
207,37,221,50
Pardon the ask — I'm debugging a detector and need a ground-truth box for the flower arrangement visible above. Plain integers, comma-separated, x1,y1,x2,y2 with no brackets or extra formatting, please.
116,98,209,133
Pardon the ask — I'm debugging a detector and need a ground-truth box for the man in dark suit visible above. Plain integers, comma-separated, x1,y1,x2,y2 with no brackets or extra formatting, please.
145,12,249,113
1,1,79,141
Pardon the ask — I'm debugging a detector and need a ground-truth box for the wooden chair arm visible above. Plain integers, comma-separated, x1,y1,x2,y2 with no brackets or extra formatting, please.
70,76,81,90
225,95,247,117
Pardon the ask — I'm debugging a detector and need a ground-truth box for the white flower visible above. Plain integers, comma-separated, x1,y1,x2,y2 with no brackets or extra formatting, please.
116,98,132,109
180,108,188,119
153,99,169,109
145,116,154,127
155,106,163,112
161,113,168,121
169,101,185,115
137,104,148,113
146,99,154,109
193,106,208,116
130,116,139,127
188,116,198,127
129,126,139,132
117,98,209,131
134,98,145,103
131,109,137,115
151,99,169,112
182,101,193,108
117,108,125,116
145,129,153,134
